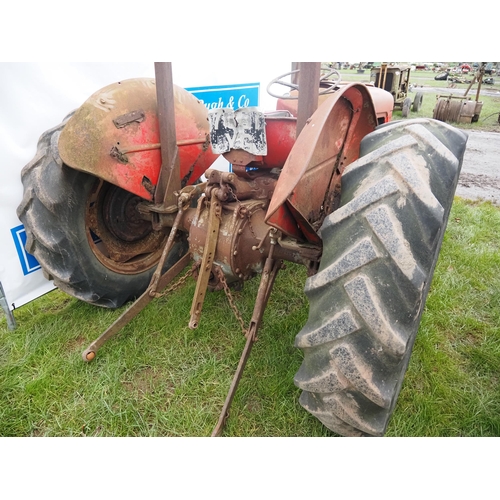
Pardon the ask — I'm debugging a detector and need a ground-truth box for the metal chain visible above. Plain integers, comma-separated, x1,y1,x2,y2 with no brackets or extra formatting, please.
151,265,195,298
232,188,258,240
215,267,248,337
246,211,258,240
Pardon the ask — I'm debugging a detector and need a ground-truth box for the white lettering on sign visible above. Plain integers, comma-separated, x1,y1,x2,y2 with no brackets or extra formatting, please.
238,95,250,108
187,84,259,111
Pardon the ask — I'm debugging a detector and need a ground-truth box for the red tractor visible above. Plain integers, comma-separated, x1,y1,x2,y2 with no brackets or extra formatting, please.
17,63,468,436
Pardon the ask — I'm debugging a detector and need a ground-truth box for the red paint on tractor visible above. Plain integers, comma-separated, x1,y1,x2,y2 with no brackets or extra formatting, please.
259,115,297,168
58,79,219,201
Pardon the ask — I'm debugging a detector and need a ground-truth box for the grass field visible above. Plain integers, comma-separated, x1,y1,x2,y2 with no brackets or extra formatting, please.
1,66,500,438
1,197,499,437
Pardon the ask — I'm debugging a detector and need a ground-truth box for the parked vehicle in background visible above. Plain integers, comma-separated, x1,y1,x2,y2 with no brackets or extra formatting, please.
435,70,450,81
371,63,423,118
485,63,494,75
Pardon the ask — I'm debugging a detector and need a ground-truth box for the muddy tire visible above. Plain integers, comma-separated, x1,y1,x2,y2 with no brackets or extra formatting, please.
294,119,468,436
16,117,188,308
402,97,412,118
412,92,423,112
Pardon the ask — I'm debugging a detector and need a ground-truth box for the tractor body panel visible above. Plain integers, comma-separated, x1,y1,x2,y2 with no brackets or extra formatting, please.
364,85,394,123
58,78,218,201
266,83,378,243
252,113,297,169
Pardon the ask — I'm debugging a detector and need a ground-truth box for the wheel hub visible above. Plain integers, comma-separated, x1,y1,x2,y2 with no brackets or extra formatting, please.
103,185,152,242
86,179,168,274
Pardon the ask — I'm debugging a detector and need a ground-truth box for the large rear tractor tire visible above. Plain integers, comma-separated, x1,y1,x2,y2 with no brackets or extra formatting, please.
294,119,468,436
17,117,188,308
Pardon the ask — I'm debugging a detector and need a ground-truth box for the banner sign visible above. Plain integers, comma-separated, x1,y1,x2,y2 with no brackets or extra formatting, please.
186,83,259,111
10,224,41,276
2,80,259,313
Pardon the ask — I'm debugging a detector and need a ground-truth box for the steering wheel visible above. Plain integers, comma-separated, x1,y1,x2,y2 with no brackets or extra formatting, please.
266,65,342,100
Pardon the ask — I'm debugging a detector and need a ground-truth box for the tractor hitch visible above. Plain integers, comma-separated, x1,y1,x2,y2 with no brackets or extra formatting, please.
188,196,222,329
81,252,192,362
212,242,283,437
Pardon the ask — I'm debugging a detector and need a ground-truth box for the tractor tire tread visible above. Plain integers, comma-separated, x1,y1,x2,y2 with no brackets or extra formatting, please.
294,119,467,436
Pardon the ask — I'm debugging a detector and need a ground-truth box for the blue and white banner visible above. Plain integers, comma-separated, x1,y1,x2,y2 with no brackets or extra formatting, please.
1,62,286,312
187,83,259,110
10,225,41,276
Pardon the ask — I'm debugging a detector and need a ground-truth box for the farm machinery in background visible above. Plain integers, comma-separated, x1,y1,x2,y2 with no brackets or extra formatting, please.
371,63,424,118
433,63,487,124
17,62,468,436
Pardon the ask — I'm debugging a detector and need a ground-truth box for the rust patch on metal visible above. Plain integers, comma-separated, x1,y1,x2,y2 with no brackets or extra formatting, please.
85,179,169,272
110,146,129,164
142,176,155,196
113,109,145,128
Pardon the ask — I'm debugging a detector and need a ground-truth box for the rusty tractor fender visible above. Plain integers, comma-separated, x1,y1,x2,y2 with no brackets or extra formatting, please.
266,83,379,243
58,78,219,201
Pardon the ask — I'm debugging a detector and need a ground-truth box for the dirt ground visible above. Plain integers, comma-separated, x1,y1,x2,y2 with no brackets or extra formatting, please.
411,83,500,99
456,130,500,205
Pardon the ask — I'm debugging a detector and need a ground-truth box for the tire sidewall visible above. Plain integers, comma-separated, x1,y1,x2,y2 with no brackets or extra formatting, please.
19,126,187,308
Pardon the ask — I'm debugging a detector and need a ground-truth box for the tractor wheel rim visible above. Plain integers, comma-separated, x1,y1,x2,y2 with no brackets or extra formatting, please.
85,179,168,274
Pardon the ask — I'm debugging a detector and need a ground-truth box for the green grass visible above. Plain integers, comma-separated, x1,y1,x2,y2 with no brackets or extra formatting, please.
1,198,500,436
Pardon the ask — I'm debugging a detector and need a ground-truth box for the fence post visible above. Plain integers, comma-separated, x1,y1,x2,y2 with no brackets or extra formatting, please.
0,281,17,330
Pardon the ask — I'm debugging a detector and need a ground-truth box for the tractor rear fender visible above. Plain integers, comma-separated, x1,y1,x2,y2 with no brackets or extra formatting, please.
266,83,378,244
58,78,219,201
365,85,394,124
